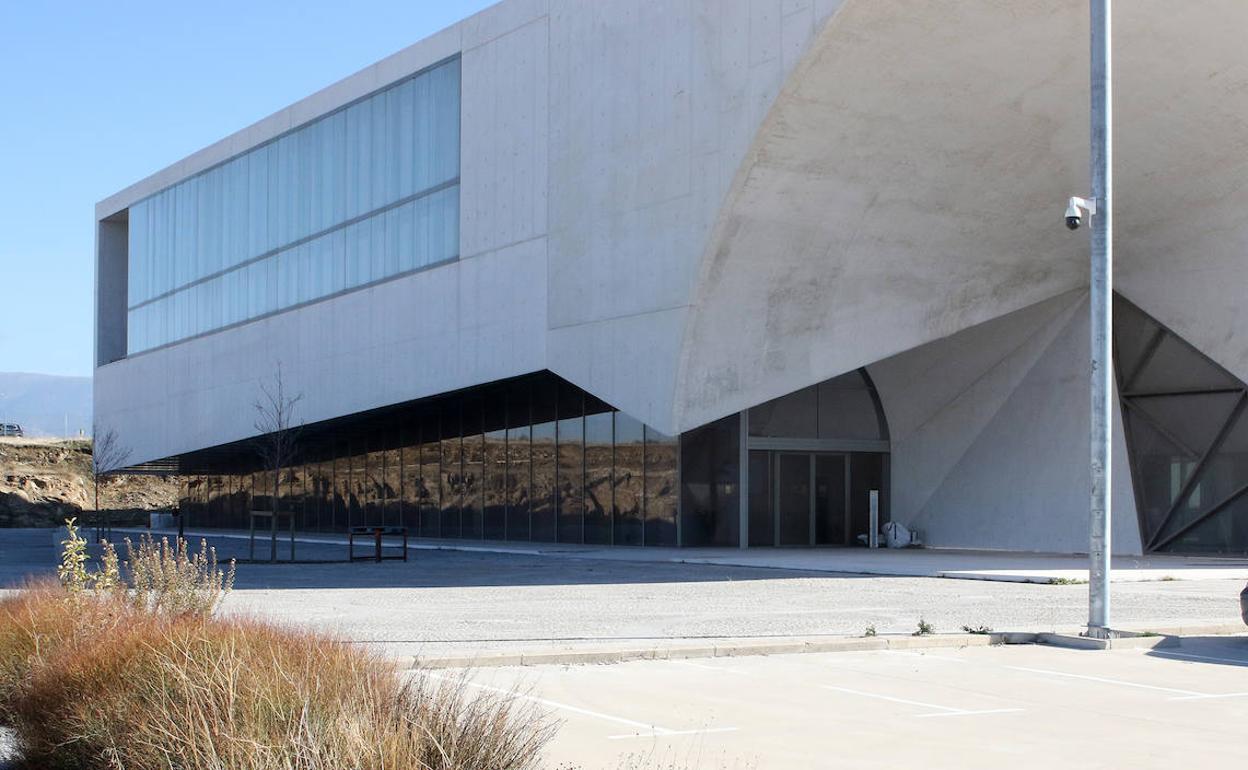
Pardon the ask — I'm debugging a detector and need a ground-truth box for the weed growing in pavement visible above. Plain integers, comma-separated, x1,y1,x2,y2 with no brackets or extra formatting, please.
1049,577,1089,585
864,624,877,637
914,618,935,636
961,624,993,635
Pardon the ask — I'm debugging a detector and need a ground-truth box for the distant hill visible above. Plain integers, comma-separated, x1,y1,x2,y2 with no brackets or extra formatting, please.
0,372,92,438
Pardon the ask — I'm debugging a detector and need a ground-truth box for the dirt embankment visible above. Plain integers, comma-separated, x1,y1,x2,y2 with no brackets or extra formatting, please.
0,439,179,528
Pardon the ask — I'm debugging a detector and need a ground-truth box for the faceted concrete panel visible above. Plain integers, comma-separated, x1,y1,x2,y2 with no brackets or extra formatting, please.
870,291,1085,529
676,0,1248,434
876,295,1142,555
544,0,845,429
676,0,1093,431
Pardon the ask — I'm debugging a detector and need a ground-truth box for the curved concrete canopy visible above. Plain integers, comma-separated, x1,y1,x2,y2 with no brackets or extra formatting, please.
674,0,1248,432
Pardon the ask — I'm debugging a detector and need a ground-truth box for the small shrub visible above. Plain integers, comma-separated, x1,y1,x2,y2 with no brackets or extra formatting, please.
54,520,234,618
124,534,235,616
1050,577,1089,585
55,518,90,593
961,624,993,635
914,618,935,636
863,624,877,637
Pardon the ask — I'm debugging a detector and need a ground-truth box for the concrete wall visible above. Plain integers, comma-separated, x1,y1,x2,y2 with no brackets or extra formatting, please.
871,292,1143,555
96,0,847,462
95,0,1248,555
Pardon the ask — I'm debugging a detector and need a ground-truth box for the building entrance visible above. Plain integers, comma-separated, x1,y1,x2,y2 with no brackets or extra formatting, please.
749,450,886,547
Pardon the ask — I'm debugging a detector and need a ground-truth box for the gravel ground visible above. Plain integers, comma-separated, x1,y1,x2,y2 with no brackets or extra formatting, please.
4,530,1243,659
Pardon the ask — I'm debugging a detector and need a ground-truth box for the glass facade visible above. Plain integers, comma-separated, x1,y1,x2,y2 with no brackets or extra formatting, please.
1115,297,1248,554
126,58,461,354
178,372,680,547
173,367,906,550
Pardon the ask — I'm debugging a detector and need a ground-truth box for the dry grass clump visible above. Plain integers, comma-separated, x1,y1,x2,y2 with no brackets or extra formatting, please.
0,533,552,769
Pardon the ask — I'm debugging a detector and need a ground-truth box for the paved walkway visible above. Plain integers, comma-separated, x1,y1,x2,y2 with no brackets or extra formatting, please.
134,526,1248,584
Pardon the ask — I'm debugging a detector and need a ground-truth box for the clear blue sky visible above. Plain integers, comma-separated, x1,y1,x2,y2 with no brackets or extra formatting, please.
0,0,494,378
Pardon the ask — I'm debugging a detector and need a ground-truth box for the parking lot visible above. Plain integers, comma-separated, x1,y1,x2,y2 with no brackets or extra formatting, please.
431,637,1248,769
2,528,1245,662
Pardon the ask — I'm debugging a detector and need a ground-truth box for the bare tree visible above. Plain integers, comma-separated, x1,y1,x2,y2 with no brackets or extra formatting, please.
92,424,132,542
252,362,304,562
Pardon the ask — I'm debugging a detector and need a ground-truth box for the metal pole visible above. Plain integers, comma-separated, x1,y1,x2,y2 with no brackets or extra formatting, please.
1088,0,1114,638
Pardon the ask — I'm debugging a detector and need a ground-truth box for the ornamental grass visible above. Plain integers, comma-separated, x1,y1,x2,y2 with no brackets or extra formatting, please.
0,525,552,770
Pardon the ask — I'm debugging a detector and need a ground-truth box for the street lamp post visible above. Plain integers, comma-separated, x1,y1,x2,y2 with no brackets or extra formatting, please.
1087,0,1114,639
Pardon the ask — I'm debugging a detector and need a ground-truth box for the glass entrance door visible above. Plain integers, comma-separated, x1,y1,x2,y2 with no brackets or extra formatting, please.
776,453,812,545
749,450,884,547
815,454,848,545
773,452,849,546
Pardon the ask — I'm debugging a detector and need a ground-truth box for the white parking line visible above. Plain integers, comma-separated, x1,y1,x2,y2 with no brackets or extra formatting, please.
821,685,1022,718
891,648,1248,701
914,709,1027,719
1168,692,1248,701
1005,665,1205,696
1145,649,1248,667
422,673,738,739
607,727,741,741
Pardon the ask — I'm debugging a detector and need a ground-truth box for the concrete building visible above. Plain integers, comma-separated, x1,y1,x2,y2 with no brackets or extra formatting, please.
95,0,1248,555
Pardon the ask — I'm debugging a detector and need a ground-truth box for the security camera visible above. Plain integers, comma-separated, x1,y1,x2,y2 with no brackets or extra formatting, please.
1065,202,1083,231
1064,196,1097,232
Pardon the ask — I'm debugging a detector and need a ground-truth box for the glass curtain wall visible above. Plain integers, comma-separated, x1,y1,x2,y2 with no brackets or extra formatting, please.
1115,297,1248,554
680,415,741,546
188,373,684,547
126,58,461,354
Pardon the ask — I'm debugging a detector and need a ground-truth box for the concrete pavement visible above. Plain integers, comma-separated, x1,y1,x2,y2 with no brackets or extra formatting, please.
134,526,1248,584
429,636,1248,769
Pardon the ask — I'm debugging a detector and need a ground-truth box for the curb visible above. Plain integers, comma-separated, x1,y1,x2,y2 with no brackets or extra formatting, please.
409,633,1002,669
408,626,1245,669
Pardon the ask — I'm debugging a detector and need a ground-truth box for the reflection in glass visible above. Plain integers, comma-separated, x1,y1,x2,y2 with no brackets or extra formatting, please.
419,411,441,538
462,397,484,540
645,427,678,546
385,445,401,528
440,404,462,538
483,390,508,540
365,447,384,527
506,384,532,541
584,409,613,545
613,413,644,546
557,385,584,544
530,382,558,542
400,434,420,532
